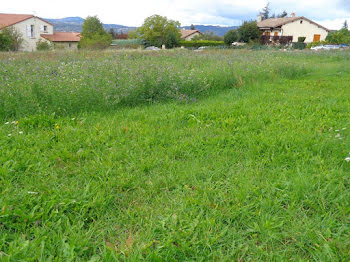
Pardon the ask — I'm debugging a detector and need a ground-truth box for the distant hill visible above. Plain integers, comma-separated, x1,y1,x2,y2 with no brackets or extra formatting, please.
46,17,238,36
182,25,238,36
45,17,137,33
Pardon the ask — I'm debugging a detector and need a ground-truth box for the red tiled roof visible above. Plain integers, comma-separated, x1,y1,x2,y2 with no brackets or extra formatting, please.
258,16,329,32
41,32,81,42
0,13,53,29
181,30,201,39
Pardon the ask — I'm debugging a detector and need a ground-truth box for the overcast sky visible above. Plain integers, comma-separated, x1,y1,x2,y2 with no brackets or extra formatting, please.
2,0,350,30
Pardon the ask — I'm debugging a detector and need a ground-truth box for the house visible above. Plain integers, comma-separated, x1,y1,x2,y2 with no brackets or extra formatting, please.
257,13,329,43
0,13,53,51
0,13,80,51
41,32,80,50
181,29,202,41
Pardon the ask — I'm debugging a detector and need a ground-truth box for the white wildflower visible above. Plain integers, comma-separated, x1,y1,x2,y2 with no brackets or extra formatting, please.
335,134,341,138
19,131,23,134
342,128,346,130
7,134,11,137
5,122,9,125
335,130,339,132
345,157,350,162
27,191,38,194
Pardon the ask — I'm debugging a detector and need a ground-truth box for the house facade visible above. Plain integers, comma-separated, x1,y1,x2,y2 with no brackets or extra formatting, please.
181,30,202,41
0,13,80,51
257,14,329,43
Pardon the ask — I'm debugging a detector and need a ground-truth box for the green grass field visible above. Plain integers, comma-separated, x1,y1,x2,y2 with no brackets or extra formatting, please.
0,49,349,261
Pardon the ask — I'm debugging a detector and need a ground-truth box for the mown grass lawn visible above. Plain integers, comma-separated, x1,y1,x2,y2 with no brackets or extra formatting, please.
0,50,349,261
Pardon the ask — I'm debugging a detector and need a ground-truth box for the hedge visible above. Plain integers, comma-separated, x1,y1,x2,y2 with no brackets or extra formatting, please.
292,42,307,50
179,40,225,48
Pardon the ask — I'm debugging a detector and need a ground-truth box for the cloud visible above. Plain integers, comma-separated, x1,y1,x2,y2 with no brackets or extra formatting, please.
2,0,350,28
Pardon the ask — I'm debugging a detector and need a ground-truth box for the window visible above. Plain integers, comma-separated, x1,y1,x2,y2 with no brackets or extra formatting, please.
44,25,47,32
27,25,35,38
266,32,271,36
313,34,321,42
69,43,72,48
300,20,303,24
274,32,278,36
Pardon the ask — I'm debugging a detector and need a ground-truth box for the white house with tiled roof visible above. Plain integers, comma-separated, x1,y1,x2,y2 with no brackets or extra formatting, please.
0,13,80,51
257,14,330,43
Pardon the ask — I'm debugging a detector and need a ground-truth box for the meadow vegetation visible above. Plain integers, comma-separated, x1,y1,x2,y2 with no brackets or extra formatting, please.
0,49,349,260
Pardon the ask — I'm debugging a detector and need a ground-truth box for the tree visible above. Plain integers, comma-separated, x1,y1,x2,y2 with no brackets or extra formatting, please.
261,2,271,20
190,24,195,30
109,28,116,39
224,29,239,45
278,10,288,18
128,30,139,39
0,26,24,51
137,14,181,48
326,28,350,44
237,21,260,43
343,20,348,29
80,16,112,49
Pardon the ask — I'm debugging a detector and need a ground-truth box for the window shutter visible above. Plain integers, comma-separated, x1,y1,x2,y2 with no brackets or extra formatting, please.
26,25,31,37
40,25,44,32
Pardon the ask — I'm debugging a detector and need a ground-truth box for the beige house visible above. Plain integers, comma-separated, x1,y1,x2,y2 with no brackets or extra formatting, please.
181,29,202,41
257,14,329,43
0,13,80,51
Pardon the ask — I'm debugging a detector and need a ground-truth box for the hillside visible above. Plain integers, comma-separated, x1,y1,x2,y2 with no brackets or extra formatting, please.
45,17,237,36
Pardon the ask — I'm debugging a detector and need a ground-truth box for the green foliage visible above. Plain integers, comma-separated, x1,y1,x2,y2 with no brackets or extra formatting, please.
292,42,307,50
127,30,139,39
306,40,329,48
80,16,112,49
0,32,12,51
1,50,350,261
36,39,52,51
326,28,350,44
179,40,224,48
0,26,24,51
278,10,288,18
137,14,181,48
224,29,239,45
298,37,306,43
192,32,223,41
190,24,195,30
237,21,260,43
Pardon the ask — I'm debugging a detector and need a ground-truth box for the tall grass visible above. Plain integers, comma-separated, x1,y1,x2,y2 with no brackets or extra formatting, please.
0,49,318,120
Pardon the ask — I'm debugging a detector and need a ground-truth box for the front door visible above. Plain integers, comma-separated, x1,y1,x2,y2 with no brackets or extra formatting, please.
313,34,321,42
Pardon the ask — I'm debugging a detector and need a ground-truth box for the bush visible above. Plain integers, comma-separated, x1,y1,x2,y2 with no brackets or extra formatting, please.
0,26,23,51
79,34,112,50
292,42,307,50
179,40,225,48
36,40,52,51
306,41,329,49
298,37,306,43
224,30,239,45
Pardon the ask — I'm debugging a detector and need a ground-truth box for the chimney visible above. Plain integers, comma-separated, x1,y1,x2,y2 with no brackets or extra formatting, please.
257,14,262,23
291,12,296,17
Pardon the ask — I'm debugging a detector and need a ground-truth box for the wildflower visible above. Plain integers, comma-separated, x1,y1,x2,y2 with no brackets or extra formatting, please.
5,122,9,125
19,131,23,134
27,191,38,194
55,124,60,130
342,128,347,130
335,134,341,138
7,134,11,137
345,157,350,162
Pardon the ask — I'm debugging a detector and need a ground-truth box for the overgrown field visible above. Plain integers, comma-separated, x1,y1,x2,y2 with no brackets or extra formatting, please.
0,50,349,261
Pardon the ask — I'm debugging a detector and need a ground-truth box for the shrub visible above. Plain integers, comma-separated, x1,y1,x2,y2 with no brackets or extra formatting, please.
0,26,23,51
326,28,350,44
298,37,306,43
36,39,52,51
79,34,112,50
224,30,239,45
292,42,307,50
279,36,293,45
179,40,225,48
306,41,329,49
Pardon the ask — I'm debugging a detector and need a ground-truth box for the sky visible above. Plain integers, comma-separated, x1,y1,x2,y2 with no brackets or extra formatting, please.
2,0,350,30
